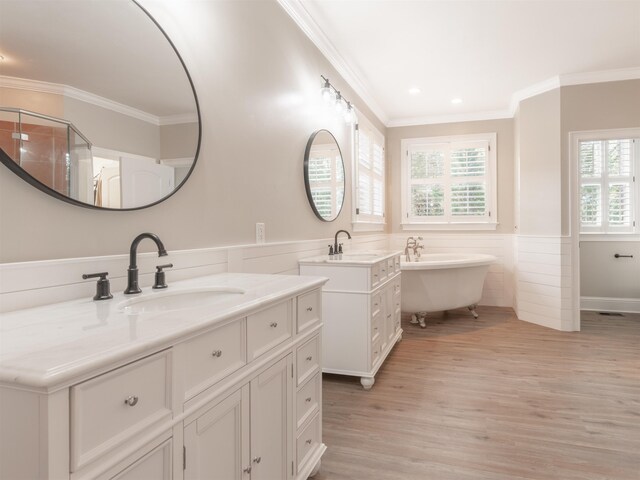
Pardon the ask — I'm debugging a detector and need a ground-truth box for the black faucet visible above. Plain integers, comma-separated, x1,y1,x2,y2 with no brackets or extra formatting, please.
124,233,168,294
333,229,351,254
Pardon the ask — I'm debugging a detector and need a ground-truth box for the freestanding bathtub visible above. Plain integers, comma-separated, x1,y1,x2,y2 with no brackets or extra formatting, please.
400,253,496,327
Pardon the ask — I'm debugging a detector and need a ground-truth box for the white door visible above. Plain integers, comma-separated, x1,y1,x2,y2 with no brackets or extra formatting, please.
250,355,292,480
184,386,250,480
100,166,121,208
120,156,174,208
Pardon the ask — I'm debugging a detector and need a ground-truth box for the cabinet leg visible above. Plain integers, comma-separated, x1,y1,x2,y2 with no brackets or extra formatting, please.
468,305,479,319
360,377,375,390
309,459,321,477
396,333,403,343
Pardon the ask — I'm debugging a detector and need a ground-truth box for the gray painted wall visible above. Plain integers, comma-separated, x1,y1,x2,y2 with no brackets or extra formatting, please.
0,0,384,262
386,118,515,234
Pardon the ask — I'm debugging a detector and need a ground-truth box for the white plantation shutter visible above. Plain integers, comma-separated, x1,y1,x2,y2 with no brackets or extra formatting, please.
355,115,385,226
403,134,495,227
579,138,636,233
308,145,344,219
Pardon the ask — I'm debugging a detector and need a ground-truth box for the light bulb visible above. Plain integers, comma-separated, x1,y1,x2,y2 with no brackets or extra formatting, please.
320,79,333,103
335,93,345,113
344,103,355,124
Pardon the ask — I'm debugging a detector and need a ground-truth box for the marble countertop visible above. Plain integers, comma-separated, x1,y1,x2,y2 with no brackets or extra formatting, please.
0,273,326,390
298,250,402,266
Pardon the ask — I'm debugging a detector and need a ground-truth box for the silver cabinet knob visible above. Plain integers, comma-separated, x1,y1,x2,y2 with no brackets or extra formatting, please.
253,456,261,464
306,306,313,312
212,350,222,358
306,356,312,361
270,322,278,328
305,439,312,445
306,397,312,403
243,466,252,474
124,395,138,407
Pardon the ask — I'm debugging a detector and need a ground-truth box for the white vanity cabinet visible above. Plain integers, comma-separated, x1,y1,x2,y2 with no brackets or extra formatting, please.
184,355,292,480
299,252,402,390
0,275,325,480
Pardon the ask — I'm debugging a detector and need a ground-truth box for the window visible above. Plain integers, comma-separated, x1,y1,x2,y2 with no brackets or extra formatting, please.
307,142,344,219
579,138,637,234
353,114,385,231
401,133,497,230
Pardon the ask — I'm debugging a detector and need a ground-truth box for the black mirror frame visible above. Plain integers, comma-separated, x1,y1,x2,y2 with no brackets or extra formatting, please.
0,0,201,211
303,129,345,222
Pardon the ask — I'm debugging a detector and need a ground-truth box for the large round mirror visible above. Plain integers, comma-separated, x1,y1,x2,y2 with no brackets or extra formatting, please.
0,0,200,210
304,129,345,222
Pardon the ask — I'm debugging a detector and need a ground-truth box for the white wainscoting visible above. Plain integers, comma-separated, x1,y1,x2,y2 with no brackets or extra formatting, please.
581,296,640,314
0,235,388,313
514,235,575,331
390,233,515,308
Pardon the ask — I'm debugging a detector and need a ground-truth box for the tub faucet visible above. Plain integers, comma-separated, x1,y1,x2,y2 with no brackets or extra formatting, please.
124,233,168,294
334,229,351,254
405,236,424,261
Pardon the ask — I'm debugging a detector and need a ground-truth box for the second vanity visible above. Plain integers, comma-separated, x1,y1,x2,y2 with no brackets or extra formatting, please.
299,251,403,390
0,273,327,480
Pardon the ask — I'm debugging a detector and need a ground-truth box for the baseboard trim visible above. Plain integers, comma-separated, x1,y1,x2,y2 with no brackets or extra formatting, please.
581,296,640,314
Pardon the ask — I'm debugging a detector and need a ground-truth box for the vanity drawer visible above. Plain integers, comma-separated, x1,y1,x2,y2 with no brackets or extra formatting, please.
296,412,321,473
371,311,381,342
184,318,246,399
370,263,380,288
297,289,320,333
371,336,382,368
378,260,389,281
371,291,382,316
296,372,320,430
70,351,172,471
247,301,292,361
395,310,402,334
296,334,320,386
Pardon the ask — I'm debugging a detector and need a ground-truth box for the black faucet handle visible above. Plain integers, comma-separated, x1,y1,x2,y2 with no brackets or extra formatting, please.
82,272,113,301
153,263,173,289
328,244,334,256
338,243,343,254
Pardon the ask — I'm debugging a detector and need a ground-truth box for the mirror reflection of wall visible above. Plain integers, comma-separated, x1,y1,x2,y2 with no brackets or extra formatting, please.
304,130,346,222
0,0,199,210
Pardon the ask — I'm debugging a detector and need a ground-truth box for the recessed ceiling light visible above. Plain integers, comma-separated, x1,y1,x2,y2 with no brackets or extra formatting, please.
451,98,462,104
408,87,421,95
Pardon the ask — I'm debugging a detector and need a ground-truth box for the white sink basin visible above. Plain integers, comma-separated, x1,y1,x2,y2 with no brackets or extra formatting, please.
118,287,246,315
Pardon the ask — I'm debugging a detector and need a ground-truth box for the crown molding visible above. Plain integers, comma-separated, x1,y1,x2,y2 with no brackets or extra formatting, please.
276,0,388,126
387,109,512,128
158,113,199,126
509,76,561,115
559,66,640,87
0,75,197,126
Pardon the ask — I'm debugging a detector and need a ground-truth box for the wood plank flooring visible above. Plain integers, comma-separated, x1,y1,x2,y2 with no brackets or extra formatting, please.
315,308,640,480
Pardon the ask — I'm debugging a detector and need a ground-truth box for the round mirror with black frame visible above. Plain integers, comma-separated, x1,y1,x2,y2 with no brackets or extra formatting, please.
304,129,345,222
0,0,201,210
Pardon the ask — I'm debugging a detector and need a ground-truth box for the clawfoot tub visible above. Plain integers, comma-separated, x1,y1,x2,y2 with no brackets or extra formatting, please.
400,253,496,327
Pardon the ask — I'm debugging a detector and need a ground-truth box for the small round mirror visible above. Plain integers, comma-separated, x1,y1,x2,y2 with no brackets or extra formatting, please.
304,130,345,222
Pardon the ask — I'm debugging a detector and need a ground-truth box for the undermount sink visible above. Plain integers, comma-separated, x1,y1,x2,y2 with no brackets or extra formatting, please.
118,287,246,314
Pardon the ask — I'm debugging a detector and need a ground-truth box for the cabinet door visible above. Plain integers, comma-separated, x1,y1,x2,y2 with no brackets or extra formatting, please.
250,355,293,480
108,439,172,480
184,386,250,480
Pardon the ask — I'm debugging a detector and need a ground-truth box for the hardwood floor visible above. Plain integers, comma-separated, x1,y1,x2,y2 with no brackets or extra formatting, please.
316,308,640,480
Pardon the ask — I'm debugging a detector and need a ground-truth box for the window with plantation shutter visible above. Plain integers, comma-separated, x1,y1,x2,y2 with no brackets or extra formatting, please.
308,143,345,220
354,114,385,230
579,138,637,234
401,133,497,230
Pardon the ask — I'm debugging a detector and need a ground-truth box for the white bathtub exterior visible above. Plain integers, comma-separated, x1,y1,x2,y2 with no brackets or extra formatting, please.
401,254,496,313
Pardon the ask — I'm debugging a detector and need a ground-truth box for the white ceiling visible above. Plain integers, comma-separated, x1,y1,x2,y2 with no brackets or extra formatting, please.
299,0,640,125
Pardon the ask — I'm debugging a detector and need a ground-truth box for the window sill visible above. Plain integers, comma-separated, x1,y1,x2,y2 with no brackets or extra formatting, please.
352,222,386,232
580,233,640,242
401,222,498,231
